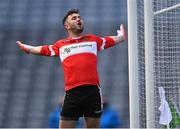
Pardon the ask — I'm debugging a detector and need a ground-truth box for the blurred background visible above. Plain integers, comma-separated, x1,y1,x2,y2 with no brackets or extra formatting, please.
0,0,128,127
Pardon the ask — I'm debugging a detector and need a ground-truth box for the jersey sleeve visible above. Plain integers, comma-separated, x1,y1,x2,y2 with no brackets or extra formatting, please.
95,35,115,51
40,41,60,57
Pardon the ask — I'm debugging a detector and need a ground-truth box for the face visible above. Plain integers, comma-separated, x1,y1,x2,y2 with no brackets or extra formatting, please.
64,13,84,34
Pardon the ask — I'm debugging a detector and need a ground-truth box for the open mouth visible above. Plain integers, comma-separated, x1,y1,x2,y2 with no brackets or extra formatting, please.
77,22,82,25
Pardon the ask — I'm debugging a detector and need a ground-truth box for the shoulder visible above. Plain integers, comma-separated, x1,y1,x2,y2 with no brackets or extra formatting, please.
53,38,69,47
54,38,66,44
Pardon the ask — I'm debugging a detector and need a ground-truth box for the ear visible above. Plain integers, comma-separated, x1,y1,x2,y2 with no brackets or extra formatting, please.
64,22,70,30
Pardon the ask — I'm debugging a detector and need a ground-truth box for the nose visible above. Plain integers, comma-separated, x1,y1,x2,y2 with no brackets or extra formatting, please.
77,18,81,22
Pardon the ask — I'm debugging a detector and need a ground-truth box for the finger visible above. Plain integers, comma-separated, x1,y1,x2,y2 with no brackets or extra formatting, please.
120,24,126,41
16,42,26,49
16,41,23,48
16,41,22,45
16,41,30,53
120,24,124,30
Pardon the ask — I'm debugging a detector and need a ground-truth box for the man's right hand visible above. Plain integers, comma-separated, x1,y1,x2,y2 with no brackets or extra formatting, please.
16,41,43,55
16,41,32,54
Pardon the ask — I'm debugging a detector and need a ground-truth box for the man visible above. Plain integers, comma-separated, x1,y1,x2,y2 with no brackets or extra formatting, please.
17,9,126,128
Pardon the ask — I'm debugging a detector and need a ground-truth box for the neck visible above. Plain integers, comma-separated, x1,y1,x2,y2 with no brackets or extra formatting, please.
68,31,82,38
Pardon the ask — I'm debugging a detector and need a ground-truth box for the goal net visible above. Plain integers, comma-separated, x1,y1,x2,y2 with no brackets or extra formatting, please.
128,0,180,128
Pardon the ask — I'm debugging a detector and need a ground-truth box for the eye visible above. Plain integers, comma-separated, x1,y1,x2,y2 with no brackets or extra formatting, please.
72,16,77,20
78,16,81,20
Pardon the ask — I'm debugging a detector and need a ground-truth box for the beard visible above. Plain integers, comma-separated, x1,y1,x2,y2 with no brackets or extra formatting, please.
75,27,84,34
71,24,84,34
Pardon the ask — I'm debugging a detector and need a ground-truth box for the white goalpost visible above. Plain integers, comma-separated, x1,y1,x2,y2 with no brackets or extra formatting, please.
144,0,155,128
128,0,180,128
127,0,139,128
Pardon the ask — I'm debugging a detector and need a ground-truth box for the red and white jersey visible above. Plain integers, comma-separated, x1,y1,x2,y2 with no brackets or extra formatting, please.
40,34,115,91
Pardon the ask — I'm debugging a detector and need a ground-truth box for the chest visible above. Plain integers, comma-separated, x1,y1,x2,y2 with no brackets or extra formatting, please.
59,42,97,61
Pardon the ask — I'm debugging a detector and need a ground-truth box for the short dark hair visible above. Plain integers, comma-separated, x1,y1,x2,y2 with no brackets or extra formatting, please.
62,9,79,25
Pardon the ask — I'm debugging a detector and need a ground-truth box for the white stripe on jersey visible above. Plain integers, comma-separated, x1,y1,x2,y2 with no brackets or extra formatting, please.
100,38,106,50
59,42,97,62
98,87,103,110
49,45,56,56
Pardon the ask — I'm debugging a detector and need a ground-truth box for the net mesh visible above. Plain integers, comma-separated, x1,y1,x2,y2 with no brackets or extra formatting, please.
137,0,146,128
154,0,180,128
136,0,180,128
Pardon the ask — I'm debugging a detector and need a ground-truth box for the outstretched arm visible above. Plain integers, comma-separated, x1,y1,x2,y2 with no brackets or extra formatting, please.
16,41,43,55
109,24,126,44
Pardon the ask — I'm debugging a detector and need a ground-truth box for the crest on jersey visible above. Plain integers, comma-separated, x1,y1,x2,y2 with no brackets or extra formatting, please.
64,48,71,53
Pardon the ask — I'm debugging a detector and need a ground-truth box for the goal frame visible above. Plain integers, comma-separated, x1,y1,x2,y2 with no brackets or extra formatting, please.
128,0,180,128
